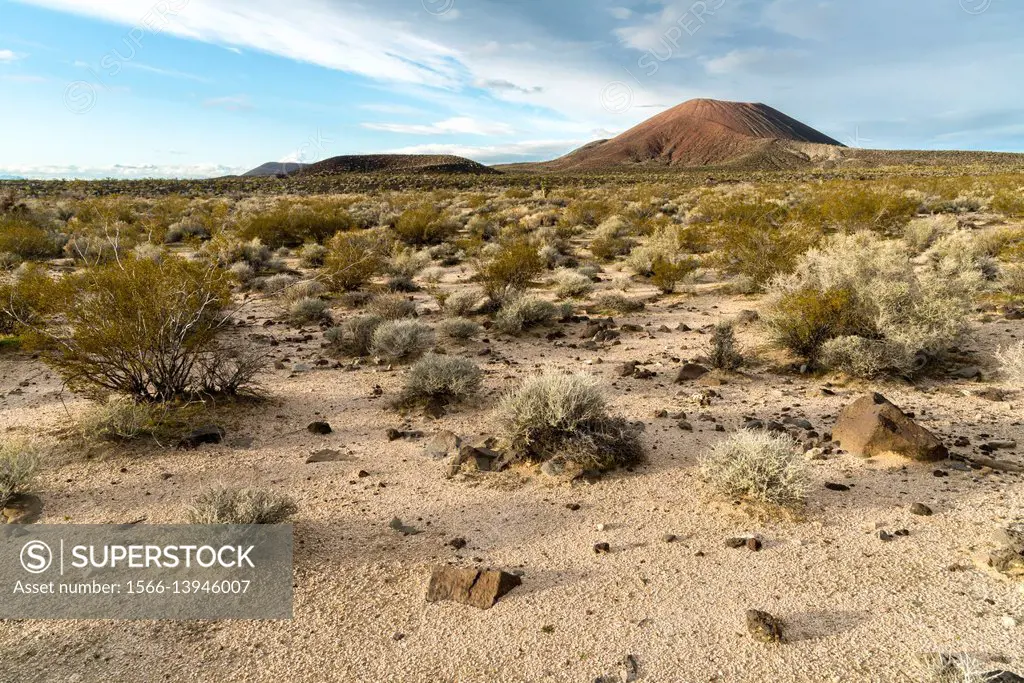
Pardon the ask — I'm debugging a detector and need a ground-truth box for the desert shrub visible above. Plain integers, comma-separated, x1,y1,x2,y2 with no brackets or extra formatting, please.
495,372,642,471
590,216,635,261
626,225,683,276
237,203,354,248
592,292,645,314
387,245,431,279
991,188,1024,218
393,204,458,245
0,263,54,334
439,317,481,341
700,430,808,509
561,199,613,228
398,354,483,407
924,231,999,282
260,273,297,296
705,323,743,370
700,196,816,291
187,486,297,524
0,252,20,270
0,441,40,508
0,216,62,259
16,255,242,401
996,341,1024,385
326,315,383,357
552,269,594,299
131,242,165,263
207,236,273,271
903,215,957,253
764,232,981,376
796,183,920,233
63,233,125,265
299,243,328,268
324,230,386,291
443,289,485,317
495,294,558,334
476,237,545,299
288,297,330,324
650,255,697,294
1001,263,1024,296
274,278,324,304
78,396,199,443
164,216,210,244
762,286,867,364
371,319,434,362
366,293,416,320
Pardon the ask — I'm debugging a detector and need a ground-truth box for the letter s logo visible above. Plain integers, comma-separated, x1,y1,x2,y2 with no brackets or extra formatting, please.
20,541,53,574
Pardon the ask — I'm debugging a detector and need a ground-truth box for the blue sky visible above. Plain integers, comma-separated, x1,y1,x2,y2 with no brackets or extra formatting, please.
1,0,1022,178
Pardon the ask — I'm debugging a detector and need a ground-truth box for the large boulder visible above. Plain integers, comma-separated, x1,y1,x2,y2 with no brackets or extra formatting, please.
833,393,947,462
425,566,521,609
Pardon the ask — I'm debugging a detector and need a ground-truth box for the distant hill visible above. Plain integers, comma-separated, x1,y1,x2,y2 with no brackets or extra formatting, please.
538,98,844,171
297,154,499,176
242,162,309,177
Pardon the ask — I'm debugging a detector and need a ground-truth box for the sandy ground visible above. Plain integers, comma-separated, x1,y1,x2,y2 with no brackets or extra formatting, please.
1,272,1022,683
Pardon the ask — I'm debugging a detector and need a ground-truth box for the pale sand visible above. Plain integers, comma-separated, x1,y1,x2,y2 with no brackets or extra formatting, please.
1,282,1022,683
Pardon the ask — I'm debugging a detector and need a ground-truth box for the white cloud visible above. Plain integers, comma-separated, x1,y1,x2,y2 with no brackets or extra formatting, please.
122,62,212,83
0,163,246,180
0,49,23,62
203,95,254,111
363,116,514,136
15,0,464,88
704,47,806,75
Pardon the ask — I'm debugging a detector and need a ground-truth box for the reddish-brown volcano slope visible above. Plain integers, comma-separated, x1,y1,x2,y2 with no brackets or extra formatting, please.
545,98,844,170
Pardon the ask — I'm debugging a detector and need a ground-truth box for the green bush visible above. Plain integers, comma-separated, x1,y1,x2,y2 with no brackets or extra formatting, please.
324,231,386,291
16,255,243,401
477,238,544,299
237,204,354,248
650,255,697,294
393,204,458,245
705,323,743,371
762,286,864,364
0,216,62,260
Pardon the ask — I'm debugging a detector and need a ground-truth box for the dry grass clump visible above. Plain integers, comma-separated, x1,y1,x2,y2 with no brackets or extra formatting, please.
287,297,331,324
700,430,808,509
0,214,63,260
392,204,459,245
325,315,383,357
551,268,595,300
371,319,435,362
1001,262,1024,296
0,441,40,508
903,215,958,253
915,652,1005,683
589,215,635,261
592,292,645,315
443,289,485,317
366,293,417,320
187,486,298,524
78,396,190,443
495,372,643,472
236,200,354,248
299,242,328,268
438,317,481,342
397,353,483,408
764,232,981,376
996,341,1024,385
495,294,559,334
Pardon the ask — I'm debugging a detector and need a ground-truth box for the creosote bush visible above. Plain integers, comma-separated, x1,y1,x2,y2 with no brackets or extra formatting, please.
496,372,643,472
324,230,386,291
392,204,458,245
398,354,483,407
552,268,595,300
0,441,40,508
12,255,251,402
592,292,645,315
477,237,545,299
764,232,981,376
700,430,809,509
371,319,434,363
187,486,298,524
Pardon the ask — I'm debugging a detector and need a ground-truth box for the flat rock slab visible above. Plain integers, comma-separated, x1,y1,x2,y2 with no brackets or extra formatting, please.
2,493,43,524
305,450,353,464
425,566,521,609
833,393,948,462
178,426,225,449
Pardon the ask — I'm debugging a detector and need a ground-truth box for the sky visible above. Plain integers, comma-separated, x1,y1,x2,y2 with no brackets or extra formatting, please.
0,0,1022,179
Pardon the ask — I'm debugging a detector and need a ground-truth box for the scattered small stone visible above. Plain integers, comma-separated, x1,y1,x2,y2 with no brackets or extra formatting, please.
389,517,422,536
746,609,783,643
824,482,851,492
425,566,521,610
662,534,678,543
746,538,762,552
725,537,748,549
566,503,582,511
675,363,709,383
177,425,225,449
448,537,467,550
910,503,933,516
307,421,333,435
593,542,611,554
305,450,351,464
878,530,894,542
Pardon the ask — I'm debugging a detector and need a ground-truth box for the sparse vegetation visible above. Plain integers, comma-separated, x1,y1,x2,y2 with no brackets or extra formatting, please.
495,372,643,471
187,486,298,524
398,354,483,408
996,341,1024,385
371,319,435,362
0,441,40,508
705,322,743,370
700,430,808,509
